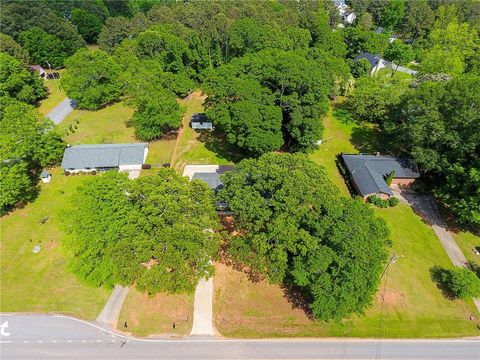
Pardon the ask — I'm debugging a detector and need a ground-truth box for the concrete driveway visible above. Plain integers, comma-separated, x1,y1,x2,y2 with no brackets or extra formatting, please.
47,98,75,125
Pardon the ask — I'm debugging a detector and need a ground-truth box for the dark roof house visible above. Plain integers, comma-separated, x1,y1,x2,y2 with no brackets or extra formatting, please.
191,113,213,130
61,143,148,170
340,154,420,198
191,165,234,192
354,52,387,75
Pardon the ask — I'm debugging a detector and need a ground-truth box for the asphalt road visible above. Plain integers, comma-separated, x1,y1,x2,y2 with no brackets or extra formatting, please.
1,314,479,360
47,98,74,125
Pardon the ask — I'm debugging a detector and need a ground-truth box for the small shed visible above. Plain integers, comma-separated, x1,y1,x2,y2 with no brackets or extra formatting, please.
190,113,213,130
40,170,51,183
29,65,46,78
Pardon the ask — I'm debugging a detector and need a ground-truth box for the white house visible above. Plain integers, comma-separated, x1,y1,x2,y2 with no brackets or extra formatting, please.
61,143,148,179
40,170,51,183
335,0,356,25
190,113,213,130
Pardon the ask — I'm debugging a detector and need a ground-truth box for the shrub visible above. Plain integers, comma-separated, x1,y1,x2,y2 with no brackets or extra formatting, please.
441,268,480,300
388,197,399,207
368,195,399,208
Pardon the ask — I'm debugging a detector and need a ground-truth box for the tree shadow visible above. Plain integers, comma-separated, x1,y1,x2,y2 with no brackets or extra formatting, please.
350,125,391,154
429,266,455,300
280,283,315,320
197,130,246,163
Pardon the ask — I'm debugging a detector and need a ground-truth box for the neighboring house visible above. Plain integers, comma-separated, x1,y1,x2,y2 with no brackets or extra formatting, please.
28,65,46,78
182,165,233,192
354,52,418,76
335,0,356,25
61,143,148,179
40,170,51,183
340,154,420,200
190,113,213,130
354,52,388,76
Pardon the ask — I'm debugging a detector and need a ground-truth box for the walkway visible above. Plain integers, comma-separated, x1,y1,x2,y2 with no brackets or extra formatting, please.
96,285,130,328
392,186,480,312
46,98,74,125
190,276,214,336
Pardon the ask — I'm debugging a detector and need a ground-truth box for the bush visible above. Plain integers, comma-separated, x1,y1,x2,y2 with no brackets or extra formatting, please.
367,195,399,208
441,268,480,300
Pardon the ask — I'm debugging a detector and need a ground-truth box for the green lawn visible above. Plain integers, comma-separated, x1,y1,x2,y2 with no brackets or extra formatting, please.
0,168,110,319
453,231,480,267
173,91,237,174
37,70,67,116
214,103,479,338
58,102,136,144
117,288,193,337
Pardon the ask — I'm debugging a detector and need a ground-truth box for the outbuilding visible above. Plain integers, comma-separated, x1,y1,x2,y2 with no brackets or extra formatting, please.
61,143,148,179
190,113,213,130
40,170,51,183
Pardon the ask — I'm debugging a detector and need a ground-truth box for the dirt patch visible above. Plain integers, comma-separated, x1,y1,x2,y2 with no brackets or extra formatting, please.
377,290,407,306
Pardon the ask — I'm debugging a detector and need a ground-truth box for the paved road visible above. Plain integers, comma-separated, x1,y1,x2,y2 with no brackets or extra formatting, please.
1,315,479,360
47,98,74,125
96,285,130,327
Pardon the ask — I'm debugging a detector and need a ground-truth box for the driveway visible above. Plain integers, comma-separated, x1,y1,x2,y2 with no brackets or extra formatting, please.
47,98,75,125
392,186,480,312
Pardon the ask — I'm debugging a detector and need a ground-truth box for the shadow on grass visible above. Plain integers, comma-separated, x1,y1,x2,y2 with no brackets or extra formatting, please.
350,126,391,154
280,283,315,320
429,266,455,301
197,131,246,163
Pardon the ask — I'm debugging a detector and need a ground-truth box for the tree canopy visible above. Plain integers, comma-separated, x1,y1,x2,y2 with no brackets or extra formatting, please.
62,169,221,294
62,49,122,110
18,27,68,68
218,153,389,320
0,52,47,104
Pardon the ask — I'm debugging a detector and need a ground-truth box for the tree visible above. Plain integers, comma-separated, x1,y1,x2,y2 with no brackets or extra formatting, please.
0,1,85,55
0,98,64,212
71,8,103,44
131,90,183,141
387,76,480,225
400,0,435,43
419,5,479,76
346,76,409,124
352,58,371,78
0,33,30,64
344,28,390,59
18,27,68,68
384,40,415,73
440,268,480,300
98,16,132,53
0,53,46,104
357,12,374,30
62,169,221,294
62,49,122,110
380,0,405,31
218,153,389,320
385,170,395,186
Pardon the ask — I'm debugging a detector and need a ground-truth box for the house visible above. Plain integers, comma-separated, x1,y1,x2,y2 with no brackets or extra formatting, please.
354,52,388,76
340,154,420,200
61,143,148,179
40,170,51,183
28,65,46,78
190,113,213,130
182,165,233,192
335,0,356,25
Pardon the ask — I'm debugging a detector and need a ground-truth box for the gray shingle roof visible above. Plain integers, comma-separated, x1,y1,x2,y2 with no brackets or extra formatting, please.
341,154,420,197
191,165,234,191
61,143,147,169
354,52,382,69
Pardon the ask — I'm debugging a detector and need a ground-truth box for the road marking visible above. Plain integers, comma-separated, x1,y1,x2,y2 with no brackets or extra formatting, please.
0,341,12,344
97,340,101,343
52,340,57,343
67,340,72,343
0,321,10,336
38,340,42,343
82,340,86,343
23,340,28,343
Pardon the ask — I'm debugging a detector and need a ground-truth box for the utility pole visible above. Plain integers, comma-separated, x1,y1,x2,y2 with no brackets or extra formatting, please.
45,60,60,92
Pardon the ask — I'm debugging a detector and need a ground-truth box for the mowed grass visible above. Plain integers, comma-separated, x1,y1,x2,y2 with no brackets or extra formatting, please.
214,204,479,338
58,102,136,144
213,106,480,338
117,287,193,337
0,168,110,319
37,70,67,115
173,91,235,174
453,231,480,266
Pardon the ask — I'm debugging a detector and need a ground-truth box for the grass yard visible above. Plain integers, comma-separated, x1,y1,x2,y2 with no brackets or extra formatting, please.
37,70,67,115
117,287,193,337
0,168,110,319
453,230,480,267
58,102,136,144
213,105,480,338
172,91,237,174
